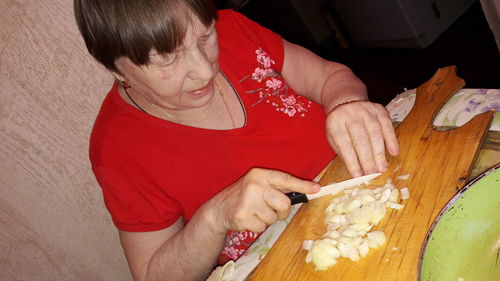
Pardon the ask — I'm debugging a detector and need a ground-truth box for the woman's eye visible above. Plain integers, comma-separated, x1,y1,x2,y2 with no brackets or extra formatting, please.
201,34,210,41
157,53,177,66
200,33,212,43
200,26,216,43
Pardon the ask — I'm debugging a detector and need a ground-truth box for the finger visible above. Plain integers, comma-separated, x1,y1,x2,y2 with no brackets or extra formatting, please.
264,191,291,220
330,126,364,177
377,109,400,156
346,121,378,175
244,215,267,233
363,115,388,172
266,170,320,194
255,206,279,225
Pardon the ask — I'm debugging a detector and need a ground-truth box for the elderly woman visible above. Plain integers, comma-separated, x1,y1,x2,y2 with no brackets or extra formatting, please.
75,0,399,280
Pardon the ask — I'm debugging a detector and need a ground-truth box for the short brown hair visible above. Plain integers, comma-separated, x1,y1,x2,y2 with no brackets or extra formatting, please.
74,0,217,73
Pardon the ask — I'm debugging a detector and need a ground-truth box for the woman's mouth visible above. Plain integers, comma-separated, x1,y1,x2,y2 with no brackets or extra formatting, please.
189,81,214,97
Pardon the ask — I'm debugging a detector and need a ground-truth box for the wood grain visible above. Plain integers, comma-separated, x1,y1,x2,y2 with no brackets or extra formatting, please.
249,66,495,281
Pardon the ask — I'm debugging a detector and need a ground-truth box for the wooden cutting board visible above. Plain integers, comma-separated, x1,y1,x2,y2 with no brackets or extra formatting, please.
249,66,495,281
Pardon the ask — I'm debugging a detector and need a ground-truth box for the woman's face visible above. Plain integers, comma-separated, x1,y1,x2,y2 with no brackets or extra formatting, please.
115,17,219,111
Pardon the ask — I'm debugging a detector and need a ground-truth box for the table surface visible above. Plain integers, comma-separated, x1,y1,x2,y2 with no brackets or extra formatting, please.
247,67,498,281
223,70,499,281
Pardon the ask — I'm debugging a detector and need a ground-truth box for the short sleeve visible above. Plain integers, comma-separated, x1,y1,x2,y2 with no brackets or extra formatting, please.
93,164,181,232
217,9,285,71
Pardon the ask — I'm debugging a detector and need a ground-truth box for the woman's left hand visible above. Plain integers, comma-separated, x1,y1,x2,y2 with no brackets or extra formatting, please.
325,101,399,177
280,39,399,177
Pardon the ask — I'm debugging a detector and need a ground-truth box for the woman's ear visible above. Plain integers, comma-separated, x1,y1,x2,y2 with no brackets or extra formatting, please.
111,71,131,88
112,58,127,83
112,72,125,83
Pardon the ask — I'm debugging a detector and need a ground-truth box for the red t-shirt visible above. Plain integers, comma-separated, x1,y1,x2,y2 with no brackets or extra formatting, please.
89,10,335,263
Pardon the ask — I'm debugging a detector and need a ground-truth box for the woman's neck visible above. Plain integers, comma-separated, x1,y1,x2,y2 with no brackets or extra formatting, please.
117,72,245,130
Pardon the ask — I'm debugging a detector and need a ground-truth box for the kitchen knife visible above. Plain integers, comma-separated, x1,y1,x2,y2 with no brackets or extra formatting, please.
285,173,381,205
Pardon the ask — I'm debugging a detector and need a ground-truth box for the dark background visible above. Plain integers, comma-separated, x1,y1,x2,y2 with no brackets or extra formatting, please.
214,0,499,105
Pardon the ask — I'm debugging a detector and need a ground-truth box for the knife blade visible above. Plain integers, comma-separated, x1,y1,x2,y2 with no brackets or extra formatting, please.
285,173,381,205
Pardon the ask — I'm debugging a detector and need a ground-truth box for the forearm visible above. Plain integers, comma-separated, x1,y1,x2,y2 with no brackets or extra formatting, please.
319,67,368,114
145,204,226,281
129,168,321,281
281,40,368,112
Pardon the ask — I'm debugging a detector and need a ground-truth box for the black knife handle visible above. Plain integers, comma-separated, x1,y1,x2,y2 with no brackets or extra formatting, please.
285,192,309,205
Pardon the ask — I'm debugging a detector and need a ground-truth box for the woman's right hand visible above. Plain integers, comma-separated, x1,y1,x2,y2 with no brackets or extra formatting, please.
207,168,320,233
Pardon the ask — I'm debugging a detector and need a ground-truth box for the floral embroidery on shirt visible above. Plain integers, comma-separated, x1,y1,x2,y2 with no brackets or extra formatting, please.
240,47,312,117
221,230,260,261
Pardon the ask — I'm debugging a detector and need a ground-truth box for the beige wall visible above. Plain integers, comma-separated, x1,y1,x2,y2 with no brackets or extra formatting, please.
0,0,132,280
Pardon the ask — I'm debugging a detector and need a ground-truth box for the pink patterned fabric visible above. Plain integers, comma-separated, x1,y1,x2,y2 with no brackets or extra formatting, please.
242,48,312,117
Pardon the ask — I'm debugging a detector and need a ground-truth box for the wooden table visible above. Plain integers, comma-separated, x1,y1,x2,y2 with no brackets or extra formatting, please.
249,66,497,281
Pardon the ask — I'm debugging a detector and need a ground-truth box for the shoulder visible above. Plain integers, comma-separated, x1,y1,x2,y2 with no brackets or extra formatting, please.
215,9,254,41
89,84,153,167
216,9,285,71
216,9,249,29
216,9,281,45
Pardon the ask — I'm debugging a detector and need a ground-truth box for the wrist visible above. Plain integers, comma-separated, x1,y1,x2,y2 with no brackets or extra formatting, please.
199,199,229,235
326,98,368,114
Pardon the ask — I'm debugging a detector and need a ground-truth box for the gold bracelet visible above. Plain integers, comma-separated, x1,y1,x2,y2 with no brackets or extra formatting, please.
328,99,368,114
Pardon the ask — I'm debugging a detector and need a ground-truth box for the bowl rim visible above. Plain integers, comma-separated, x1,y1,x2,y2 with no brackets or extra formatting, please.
417,163,500,281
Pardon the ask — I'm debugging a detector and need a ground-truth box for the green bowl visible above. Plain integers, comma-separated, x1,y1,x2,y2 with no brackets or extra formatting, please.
419,164,500,281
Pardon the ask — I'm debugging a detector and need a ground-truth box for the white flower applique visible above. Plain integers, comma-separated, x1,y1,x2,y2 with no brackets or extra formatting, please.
240,47,312,117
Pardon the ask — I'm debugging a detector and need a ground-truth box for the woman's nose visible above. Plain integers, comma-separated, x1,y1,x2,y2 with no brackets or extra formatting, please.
185,47,215,81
